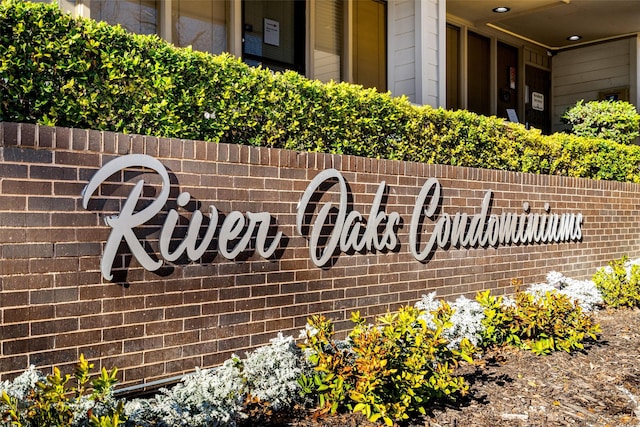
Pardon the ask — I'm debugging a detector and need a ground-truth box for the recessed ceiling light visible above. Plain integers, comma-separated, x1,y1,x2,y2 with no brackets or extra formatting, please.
567,35,582,41
492,6,510,13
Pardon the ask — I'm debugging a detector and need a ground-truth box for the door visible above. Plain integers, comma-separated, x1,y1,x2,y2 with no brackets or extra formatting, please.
525,65,551,134
446,24,461,110
242,0,305,74
497,42,518,121
467,31,490,116
353,0,386,92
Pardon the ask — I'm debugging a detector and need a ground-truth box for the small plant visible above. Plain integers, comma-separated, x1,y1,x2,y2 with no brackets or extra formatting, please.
296,314,356,419
127,360,245,427
477,289,600,355
592,256,640,308
544,271,603,311
0,354,124,427
298,305,474,426
237,333,308,414
124,333,307,427
562,99,640,144
416,293,485,348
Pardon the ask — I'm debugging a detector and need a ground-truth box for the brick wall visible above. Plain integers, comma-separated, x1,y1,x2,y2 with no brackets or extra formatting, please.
2,122,640,389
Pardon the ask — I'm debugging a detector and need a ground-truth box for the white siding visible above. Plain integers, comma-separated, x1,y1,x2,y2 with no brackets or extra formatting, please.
388,0,444,106
552,38,633,132
415,0,442,107
388,0,417,102
388,0,443,107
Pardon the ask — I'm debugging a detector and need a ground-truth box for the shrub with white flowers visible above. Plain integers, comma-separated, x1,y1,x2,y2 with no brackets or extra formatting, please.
515,272,603,313
414,292,440,329
415,267,606,352
545,271,603,311
126,361,245,427
124,333,307,427
238,333,307,411
415,292,485,348
446,296,486,348
1,366,44,427
525,282,558,297
0,365,42,402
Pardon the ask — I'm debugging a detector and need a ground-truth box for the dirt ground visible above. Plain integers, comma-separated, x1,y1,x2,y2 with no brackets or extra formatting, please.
283,307,640,427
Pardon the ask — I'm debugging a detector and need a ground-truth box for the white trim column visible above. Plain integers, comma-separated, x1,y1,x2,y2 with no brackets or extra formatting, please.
437,0,446,108
632,35,640,144
415,0,443,107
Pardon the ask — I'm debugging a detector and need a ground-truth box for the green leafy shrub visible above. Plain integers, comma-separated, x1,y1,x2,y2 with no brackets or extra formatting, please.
592,256,640,308
2,0,640,182
476,288,600,355
562,100,640,144
298,305,474,426
0,354,124,427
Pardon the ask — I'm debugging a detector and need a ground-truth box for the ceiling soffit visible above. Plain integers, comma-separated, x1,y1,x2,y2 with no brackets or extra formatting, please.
446,0,640,50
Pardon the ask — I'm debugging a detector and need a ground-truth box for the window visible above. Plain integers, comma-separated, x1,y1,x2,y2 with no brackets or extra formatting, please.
90,0,158,35
172,0,227,55
242,0,305,74
314,0,343,82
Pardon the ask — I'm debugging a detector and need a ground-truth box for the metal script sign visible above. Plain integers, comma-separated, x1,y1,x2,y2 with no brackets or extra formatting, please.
82,154,583,281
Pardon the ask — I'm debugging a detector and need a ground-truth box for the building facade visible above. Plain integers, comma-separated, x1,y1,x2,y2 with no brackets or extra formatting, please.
36,0,640,135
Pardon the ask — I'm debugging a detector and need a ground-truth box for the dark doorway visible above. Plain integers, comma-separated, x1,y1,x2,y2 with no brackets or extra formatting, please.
467,31,490,116
242,0,305,74
497,42,518,121
446,24,461,110
525,65,551,134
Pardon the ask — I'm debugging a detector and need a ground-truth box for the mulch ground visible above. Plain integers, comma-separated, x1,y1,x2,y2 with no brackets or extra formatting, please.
280,307,640,427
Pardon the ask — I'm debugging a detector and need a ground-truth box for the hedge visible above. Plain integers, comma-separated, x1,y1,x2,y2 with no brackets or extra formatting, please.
563,99,640,145
2,0,640,182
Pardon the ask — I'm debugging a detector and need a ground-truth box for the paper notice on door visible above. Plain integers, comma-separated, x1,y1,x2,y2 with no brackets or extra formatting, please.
532,92,544,111
264,18,280,46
